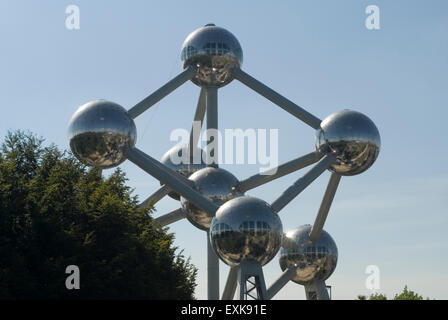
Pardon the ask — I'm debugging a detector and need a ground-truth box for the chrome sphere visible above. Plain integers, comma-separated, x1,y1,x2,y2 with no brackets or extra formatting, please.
279,225,338,285
210,196,283,267
160,144,206,200
181,167,242,231
315,110,381,176
68,100,137,169
181,23,243,87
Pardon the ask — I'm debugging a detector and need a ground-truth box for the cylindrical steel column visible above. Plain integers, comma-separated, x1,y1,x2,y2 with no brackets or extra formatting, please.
206,87,218,167
207,231,220,300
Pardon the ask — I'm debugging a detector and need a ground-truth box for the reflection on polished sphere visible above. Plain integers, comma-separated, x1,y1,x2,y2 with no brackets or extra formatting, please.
210,196,283,267
279,225,338,285
181,23,243,87
181,167,242,231
315,110,381,176
160,144,206,200
68,100,137,169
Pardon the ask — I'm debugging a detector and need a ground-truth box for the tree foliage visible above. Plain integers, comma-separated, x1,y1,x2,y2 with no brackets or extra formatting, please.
0,130,197,299
393,285,424,300
357,286,430,300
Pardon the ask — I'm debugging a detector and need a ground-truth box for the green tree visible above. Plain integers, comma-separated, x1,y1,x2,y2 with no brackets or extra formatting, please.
369,293,387,300
393,286,423,300
356,293,387,300
0,130,197,299
357,286,431,300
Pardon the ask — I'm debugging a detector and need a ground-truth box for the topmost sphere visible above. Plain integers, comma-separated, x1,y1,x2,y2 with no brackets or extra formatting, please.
315,110,381,176
181,24,243,87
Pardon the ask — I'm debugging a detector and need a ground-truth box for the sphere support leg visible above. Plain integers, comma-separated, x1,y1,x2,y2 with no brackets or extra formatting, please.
205,86,220,298
238,261,267,300
205,86,219,167
304,280,330,300
207,231,220,300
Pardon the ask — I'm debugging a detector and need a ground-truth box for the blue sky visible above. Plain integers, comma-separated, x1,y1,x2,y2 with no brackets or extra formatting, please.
1,0,447,299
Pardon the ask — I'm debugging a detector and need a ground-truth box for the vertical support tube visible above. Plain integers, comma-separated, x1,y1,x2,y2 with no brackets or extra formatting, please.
205,86,220,300
189,88,206,160
207,231,220,300
238,260,267,300
205,86,218,167
304,280,330,300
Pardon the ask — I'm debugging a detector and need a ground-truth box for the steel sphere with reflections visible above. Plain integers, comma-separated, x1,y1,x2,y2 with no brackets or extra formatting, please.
279,225,338,285
181,23,243,87
160,144,207,200
68,100,137,169
181,167,242,231
210,196,283,267
315,109,381,176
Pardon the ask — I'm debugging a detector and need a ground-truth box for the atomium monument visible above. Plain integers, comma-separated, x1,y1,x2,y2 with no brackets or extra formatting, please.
67,23,381,300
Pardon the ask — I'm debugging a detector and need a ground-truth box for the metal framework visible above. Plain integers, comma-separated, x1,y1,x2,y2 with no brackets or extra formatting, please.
67,24,381,300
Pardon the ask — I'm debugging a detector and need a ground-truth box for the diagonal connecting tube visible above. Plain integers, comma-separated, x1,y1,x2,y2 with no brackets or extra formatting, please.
127,65,197,119
270,154,336,213
232,68,322,129
309,172,341,241
238,150,323,192
153,208,186,227
138,185,171,208
124,147,218,215
266,268,296,300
